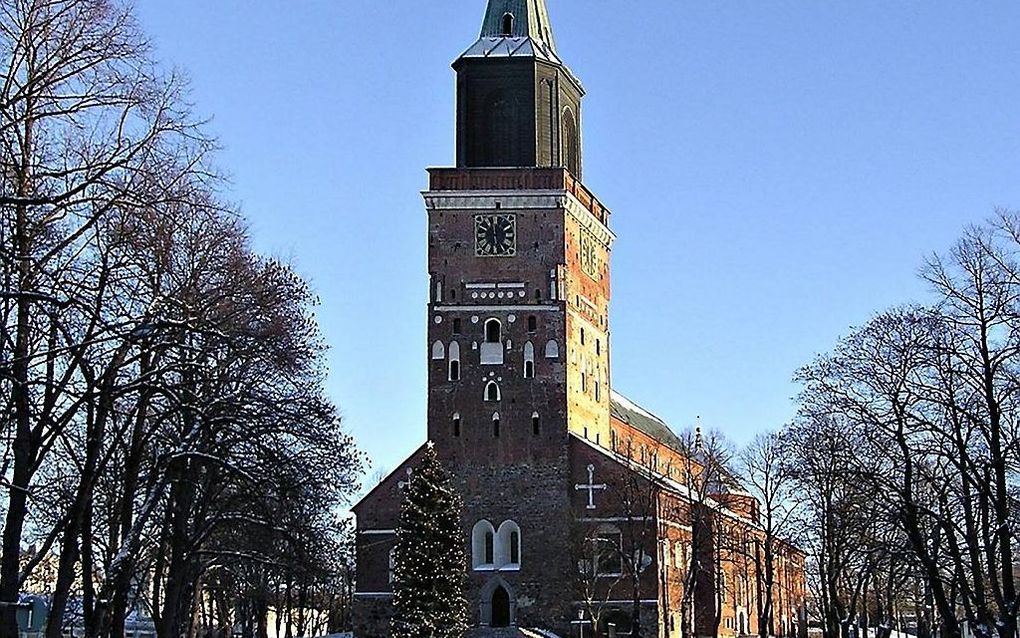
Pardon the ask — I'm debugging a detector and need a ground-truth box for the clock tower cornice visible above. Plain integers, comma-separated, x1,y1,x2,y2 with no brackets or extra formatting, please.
423,167,614,250
422,191,614,250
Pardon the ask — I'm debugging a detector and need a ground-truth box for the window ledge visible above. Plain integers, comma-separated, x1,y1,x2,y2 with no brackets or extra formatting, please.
473,564,521,572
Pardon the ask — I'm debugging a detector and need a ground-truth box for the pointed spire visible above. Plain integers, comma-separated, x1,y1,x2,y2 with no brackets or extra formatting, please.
479,0,557,53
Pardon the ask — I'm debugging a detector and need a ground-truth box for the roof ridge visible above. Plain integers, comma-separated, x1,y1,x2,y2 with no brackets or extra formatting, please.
610,389,671,427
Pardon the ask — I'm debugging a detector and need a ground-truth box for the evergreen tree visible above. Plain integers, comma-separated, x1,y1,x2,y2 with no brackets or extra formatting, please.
391,443,470,638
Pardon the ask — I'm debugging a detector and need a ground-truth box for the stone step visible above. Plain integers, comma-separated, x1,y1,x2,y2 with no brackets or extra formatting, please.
466,628,562,638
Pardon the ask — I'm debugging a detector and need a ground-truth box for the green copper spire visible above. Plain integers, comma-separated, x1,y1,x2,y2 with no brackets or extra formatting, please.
479,0,556,54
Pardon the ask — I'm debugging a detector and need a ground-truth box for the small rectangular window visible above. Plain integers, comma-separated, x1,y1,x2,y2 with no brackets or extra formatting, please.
453,318,462,334
595,531,623,575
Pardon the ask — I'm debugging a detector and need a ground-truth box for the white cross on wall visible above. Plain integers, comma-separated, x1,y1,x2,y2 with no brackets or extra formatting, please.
574,464,607,510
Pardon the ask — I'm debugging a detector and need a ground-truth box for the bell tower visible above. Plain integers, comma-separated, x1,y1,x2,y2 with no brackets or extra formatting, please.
425,0,613,462
454,0,585,178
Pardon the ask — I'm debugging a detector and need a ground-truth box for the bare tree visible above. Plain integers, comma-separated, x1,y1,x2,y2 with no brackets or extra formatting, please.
741,430,798,638
788,209,1020,638
0,5,364,638
667,427,738,638
0,2,210,636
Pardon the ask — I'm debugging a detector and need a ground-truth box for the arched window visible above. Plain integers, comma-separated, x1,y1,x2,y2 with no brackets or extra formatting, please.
432,341,445,360
534,288,542,302
510,530,520,564
472,520,497,569
501,12,514,36
453,413,461,438
493,412,500,438
562,108,580,177
527,316,537,332
532,412,540,436
523,341,535,378
496,520,522,567
485,318,502,343
448,342,461,381
544,340,559,359
485,381,501,402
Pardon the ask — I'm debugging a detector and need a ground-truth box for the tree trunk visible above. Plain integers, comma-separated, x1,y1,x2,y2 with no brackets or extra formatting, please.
0,102,38,638
46,356,122,638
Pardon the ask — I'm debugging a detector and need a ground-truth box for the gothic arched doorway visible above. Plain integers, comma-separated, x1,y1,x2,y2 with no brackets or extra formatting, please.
480,577,516,628
491,585,511,627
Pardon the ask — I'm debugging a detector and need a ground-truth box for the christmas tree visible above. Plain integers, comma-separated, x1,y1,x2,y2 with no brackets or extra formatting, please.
390,442,470,638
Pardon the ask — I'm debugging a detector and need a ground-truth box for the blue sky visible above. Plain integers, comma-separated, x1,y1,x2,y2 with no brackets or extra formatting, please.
134,1,1020,483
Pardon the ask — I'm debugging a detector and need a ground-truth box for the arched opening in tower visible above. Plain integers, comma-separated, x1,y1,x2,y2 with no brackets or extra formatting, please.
491,585,511,627
562,109,579,176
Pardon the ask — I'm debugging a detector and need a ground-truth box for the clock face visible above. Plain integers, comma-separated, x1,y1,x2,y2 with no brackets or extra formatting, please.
474,214,517,257
580,231,601,279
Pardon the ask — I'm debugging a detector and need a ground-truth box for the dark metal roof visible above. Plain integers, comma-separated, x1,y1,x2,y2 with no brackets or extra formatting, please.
610,390,685,453
610,392,749,493
458,36,562,64
458,0,562,65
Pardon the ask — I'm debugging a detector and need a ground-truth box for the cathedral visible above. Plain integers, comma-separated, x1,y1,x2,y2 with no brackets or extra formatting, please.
352,1,807,636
